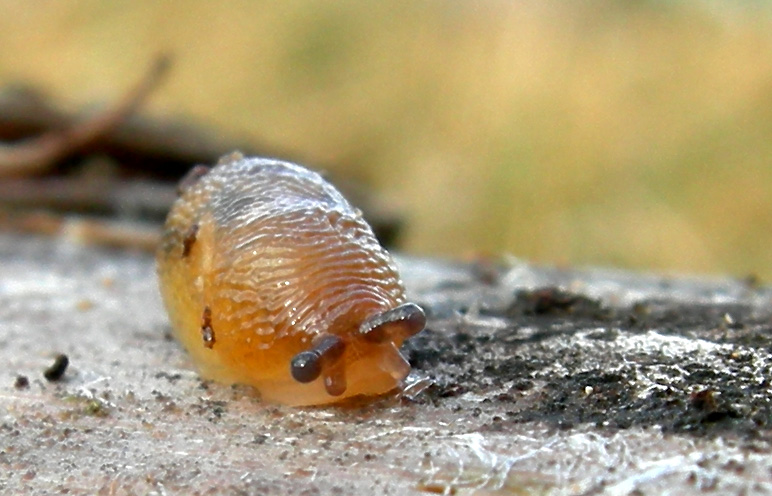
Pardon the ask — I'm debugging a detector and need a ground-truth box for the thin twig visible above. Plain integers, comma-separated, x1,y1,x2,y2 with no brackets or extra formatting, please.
0,54,172,177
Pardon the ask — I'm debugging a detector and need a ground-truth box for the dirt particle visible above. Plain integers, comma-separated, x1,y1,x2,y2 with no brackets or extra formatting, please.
43,354,69,381
722,458,745,474
690,388,718,412
76,299,94,311
14,375,29,389
740,273,761,290
154,371,183,383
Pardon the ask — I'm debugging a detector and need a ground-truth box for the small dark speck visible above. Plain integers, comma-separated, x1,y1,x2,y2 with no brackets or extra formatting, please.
182,223,199,258
154,371,183,383
14,375,29,389
43,354,69,381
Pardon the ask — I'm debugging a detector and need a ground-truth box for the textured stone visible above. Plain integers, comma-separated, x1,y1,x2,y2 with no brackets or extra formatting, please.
1,233,771,495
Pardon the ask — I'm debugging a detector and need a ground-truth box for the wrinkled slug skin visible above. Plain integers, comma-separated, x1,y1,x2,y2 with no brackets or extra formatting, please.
157,154,412,406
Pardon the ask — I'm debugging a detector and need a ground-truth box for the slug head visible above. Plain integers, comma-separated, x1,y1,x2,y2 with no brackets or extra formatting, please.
288,303,426,401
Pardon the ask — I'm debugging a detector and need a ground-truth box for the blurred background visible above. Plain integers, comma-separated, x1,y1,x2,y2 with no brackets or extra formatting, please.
0,1,770,279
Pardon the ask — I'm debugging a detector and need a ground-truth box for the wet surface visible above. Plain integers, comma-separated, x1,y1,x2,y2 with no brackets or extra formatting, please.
1,233,772,495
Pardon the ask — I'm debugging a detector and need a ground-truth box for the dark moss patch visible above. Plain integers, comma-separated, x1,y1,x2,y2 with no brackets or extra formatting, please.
404,285,772,439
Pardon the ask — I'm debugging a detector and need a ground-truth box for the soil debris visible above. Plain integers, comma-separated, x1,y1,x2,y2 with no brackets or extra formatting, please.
13,375,29,389
43,354,69,382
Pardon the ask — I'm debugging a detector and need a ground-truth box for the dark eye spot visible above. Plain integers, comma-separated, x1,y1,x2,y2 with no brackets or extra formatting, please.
291,351,322,383
182,223,199,258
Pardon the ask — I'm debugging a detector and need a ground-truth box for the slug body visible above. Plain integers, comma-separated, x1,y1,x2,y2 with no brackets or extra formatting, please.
157,153,425,406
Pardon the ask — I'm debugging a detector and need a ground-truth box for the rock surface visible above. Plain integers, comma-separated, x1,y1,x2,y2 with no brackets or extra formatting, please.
1,233,771,495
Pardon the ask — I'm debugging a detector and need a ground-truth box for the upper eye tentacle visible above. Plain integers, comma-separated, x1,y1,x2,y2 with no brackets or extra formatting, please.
359,303,426,343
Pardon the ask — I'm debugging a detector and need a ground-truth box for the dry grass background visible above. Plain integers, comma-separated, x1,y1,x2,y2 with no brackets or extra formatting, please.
0,1,770,279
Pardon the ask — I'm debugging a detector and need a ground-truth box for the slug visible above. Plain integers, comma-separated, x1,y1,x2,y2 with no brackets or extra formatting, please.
156,152,426,406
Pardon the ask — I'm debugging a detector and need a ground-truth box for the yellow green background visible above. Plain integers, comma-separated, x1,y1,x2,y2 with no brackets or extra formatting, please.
1,1,770,279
